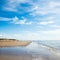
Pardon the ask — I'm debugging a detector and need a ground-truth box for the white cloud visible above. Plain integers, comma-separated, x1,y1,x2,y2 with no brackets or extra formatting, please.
50,25,60,28
1,0,60,40
29,5,49,16
15,19,26,24
25,21,33,25
15,20,33,25
11,30,60,40
43,29,60,34
3,0,60,16
0,17,11,21
0,33,9,38
12,32,41,40
12,16,27,24
11,16,33,25
29,1,60,18
1,29,60,40
3,7,17,12
0,16,33,25
41,29,60,40
12,16,19,22
0,34,3,37
38,21,55,25
49,1,60,8
3,0,32,12
0,33,17,39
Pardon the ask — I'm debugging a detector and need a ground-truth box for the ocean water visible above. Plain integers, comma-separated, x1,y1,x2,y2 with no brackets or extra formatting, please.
0,40,60,60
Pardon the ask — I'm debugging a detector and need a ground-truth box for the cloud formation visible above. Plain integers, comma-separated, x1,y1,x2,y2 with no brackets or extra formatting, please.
0,0,60,40
12,16,33,25
38,21,55,25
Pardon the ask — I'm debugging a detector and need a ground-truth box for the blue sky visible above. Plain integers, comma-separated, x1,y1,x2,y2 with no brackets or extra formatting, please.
0,0,60,40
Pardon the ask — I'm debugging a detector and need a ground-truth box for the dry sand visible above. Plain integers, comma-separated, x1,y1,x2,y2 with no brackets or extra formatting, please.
0,39,31,47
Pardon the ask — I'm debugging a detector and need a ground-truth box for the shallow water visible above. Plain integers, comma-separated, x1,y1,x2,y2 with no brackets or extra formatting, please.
0,40,60,60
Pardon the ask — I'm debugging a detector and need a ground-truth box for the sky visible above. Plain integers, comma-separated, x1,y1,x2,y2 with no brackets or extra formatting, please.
0,0,60,40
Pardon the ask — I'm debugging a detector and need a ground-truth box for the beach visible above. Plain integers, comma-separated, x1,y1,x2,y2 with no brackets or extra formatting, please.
0,55,47,60
0,54,59,60
0,54,32,60
0,40,60,60
0,55,49,60
0,39,31,47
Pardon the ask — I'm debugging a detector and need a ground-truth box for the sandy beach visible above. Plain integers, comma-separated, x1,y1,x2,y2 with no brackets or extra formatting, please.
0,54,59,60
0,39,31,47
0,54,32,60
0,39,60,60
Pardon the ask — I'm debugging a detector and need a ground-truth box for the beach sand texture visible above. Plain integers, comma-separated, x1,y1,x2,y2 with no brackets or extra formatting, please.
0,39,60,60
0,54,59,60
0,39,31,47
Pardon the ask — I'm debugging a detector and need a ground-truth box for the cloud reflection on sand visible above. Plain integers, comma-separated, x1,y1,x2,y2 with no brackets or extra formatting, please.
26,42,60,58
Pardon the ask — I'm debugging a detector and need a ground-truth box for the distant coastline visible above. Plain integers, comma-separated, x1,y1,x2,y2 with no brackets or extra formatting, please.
0,38,31,47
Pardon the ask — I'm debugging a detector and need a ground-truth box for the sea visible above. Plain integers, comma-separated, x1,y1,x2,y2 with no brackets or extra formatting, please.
0,40,60,60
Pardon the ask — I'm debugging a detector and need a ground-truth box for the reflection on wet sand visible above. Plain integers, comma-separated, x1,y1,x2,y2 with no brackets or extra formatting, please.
0,54,60,60
0,41,60,60
40,44,60,58
32,54,59,60
0,55,32,60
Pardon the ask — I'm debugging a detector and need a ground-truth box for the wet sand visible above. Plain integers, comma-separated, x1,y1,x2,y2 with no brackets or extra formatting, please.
0,54,60,60
0,40,60,60
0,54,52,60
0,55,32,60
